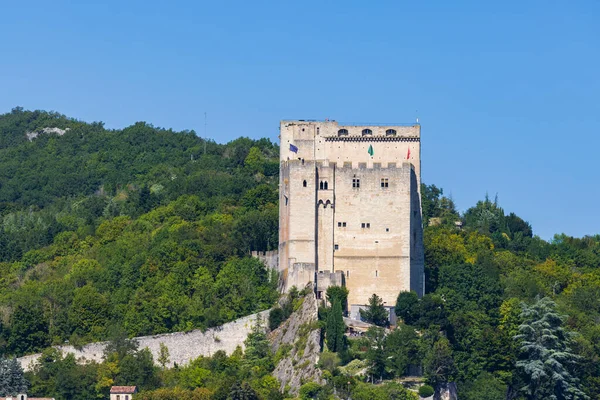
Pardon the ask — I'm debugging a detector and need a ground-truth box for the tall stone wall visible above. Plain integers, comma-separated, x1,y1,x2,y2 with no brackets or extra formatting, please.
251,250,279,270
18,310,270,372
333,163,416,307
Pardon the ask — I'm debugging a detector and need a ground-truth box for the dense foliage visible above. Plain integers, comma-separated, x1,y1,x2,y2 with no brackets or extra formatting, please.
313,188,599,399
0,108,280,355
2,108,600,399
0,356,28,396
26,319,281,400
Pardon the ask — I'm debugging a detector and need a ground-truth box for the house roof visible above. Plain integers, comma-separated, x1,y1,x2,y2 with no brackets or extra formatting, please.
110,386,137,394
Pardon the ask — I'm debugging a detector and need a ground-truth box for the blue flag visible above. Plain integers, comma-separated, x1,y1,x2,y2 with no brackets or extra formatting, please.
290,143,299,153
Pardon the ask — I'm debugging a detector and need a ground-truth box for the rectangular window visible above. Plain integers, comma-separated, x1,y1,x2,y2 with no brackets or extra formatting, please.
386,228,390,232
334,244,339,250
352,178,360,188
366,223,371,228
338,222,342,227
381,178,389,188
375,270,378,277
342,222,347,227
361,223,366,228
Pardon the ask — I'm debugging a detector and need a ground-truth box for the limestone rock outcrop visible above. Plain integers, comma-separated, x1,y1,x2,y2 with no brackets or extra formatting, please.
269,287,323,395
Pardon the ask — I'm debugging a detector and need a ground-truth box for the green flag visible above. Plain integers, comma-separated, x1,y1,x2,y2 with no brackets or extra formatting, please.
368,144,374,156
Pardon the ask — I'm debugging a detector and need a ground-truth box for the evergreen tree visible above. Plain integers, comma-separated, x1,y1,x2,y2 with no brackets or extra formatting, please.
0,357,28,396
365,327,387,382
423,336,456,388
514,297,588,400
325,286,349,313
243,316,272,372
326,299,345,352
360,294,389,327
228,381,259,400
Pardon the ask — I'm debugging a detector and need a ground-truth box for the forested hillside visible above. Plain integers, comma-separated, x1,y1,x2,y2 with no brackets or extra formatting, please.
300,186,599,399
0,108,599,399
0,107,280,355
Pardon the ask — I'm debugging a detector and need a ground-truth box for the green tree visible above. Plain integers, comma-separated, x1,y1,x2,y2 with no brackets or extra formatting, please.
157,342,170,369
365,327,387,382
243,317,272,372
423,336,456,388
395,291,419,325
514,297,588,400
384,324,420,377
0,357,28,396
228,381,259,400
325,286,349,313
325,300,346,353
360,294,388,327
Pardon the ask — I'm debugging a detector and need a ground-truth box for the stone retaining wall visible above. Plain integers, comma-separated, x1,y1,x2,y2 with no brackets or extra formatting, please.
18,310,270,371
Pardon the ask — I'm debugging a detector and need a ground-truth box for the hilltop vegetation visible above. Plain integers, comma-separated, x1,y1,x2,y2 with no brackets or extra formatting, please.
0,107,280,354
312,188,600,399
0,108,598,399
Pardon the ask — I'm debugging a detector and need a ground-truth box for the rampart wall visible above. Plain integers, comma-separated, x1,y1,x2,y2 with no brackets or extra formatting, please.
18,310,270,372
251,250,279,270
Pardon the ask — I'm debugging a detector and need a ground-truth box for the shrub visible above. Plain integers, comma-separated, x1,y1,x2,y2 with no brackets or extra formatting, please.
269,307,284,330
299,382,326,399
418,384,434,397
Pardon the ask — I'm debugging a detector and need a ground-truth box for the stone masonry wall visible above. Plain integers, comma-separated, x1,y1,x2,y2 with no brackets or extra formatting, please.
251,250,279,270
18,310,270,372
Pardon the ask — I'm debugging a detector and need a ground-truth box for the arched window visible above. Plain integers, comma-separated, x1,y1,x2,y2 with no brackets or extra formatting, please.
362,129,373,136
337,129,349,136
324,181,328,190
303,180,307,187
319,181,324,190
385,129,397,136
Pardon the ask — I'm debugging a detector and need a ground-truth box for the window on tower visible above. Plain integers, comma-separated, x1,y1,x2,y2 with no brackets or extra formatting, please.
338,129,349,136
381,178,389,188
303,180,307,187
386,129,397,136
352,178,360,188
362,129,373,136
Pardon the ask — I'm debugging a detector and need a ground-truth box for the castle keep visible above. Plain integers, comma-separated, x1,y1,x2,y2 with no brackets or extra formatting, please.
278,120,424,319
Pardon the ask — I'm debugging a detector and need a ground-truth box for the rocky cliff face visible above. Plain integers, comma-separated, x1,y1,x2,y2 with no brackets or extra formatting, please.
269,289,323,395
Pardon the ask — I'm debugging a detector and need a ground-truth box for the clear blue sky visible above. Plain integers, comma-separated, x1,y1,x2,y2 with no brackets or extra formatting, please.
1,1,598,240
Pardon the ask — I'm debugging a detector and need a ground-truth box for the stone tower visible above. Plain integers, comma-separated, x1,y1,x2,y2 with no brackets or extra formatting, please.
278,120,424,319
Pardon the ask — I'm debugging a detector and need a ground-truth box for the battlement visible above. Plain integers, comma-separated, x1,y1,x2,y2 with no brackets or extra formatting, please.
284,159,415,172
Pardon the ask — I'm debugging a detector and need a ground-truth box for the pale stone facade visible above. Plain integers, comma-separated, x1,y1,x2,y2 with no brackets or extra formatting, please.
278,120,424,316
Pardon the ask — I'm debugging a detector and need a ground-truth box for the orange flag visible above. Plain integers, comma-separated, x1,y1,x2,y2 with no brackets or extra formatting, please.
406,147,411,159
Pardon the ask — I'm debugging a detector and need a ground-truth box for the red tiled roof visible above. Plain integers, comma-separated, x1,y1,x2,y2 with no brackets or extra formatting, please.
110,386,137,394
